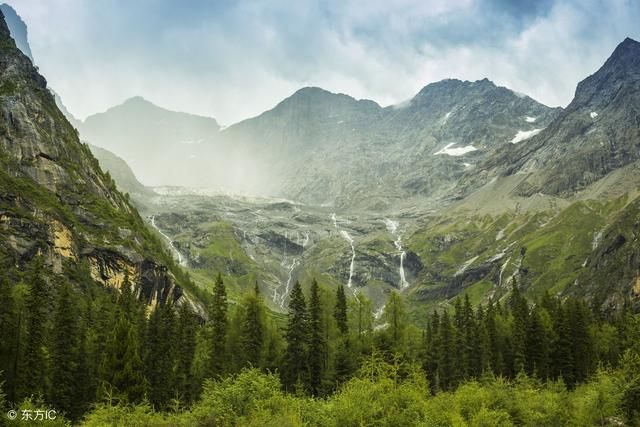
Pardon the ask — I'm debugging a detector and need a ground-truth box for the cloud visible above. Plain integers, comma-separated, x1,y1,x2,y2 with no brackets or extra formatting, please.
4,0,640,124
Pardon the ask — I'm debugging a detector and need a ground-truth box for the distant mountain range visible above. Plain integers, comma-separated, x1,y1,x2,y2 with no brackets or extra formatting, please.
4,1,640,312
72,77,561,210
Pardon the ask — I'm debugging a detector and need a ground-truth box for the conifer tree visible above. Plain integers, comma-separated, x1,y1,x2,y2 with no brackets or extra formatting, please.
18,258,49,400
0,269,15,394
554,304,575,385
49,280,82,419
308,279,326,395
424,310,440,392
176,303,198,403
509,284,528,375
145,302,177,410
208,273,228,378
526,305,550,379
334,285,348,335
99,316,146,403
333,284,353,385
241,282,264,368
282,281,308,391
384,291,407,353
438,310,454,390
485,300,502,374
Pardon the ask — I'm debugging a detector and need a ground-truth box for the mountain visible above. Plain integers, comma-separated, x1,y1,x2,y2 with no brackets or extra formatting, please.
79,97,221,187
400,38,640,312
87,144,155,199
77,77,558,208
463,37,640,199
0,10,199,310
209,80,559,208
0,3,32,61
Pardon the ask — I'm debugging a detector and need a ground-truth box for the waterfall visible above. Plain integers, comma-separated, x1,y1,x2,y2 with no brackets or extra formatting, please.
279,257,300,309
339,230,356,288
384,219,409,289
332,213,357,289
150,215,187,267
277,229,310,308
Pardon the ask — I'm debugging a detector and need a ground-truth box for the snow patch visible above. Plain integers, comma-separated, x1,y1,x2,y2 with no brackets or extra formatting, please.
463,162,472,168
435,142,477,156
511,128,543,144
590,111,598,119
525,116,537,123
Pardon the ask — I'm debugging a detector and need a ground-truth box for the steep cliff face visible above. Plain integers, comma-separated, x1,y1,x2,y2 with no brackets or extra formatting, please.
0,11,196,310
462,38,640,199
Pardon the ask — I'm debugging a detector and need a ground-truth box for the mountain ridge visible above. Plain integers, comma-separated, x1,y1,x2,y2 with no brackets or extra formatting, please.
0,10,202,312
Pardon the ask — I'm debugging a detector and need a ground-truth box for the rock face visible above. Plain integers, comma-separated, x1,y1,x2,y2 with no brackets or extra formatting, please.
0,11,190,308
206,80,559,209
464,38,640,198
0,4,32,61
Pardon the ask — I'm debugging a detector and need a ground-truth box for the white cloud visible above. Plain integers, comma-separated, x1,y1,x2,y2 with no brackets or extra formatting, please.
4,0,640,124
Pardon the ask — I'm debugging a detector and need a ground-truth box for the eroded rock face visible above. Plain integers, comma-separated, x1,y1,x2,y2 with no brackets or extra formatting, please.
0,10,191,312
462,38,640,199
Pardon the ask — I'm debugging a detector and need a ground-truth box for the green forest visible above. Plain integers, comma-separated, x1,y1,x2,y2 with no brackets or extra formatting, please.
1,258,640,426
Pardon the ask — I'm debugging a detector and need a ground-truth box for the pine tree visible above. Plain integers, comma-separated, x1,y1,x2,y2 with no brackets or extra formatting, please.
334,285,348,335
438,310,454,391
424,311,440,392
18,258,49,400
241,282,264,368
118,271,137,321
145,302,177,410
568,299,592,384
509,284,528,375
384,291,407,353
526,305,550,379
308,279,326,396
0,269,16,396
176,303,198,404
282,281,308,391
99,316,146,403
208,273,228,378
448,298,465,384
334,284,353,385
554,304,575,386
485,300,502,374
49,280,82,419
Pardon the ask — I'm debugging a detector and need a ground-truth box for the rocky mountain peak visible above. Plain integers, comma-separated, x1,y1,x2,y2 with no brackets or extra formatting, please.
0,8,13,44
572,37,640,110
274,86,380,112
0,5,32,61
0,10,197,310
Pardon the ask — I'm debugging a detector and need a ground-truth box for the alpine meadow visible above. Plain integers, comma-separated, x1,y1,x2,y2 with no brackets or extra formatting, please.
2,1,640,426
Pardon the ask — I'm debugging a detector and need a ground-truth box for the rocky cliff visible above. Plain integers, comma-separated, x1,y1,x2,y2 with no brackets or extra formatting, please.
0,10,199,311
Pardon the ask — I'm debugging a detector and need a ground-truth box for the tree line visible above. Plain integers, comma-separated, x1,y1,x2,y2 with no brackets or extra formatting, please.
1,257,640,423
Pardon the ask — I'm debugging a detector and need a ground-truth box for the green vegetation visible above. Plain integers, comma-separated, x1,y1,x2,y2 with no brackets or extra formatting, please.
2,255,640,425
406,195,638,316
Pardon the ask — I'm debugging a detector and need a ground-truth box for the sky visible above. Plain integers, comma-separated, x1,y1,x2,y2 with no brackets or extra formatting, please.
4,0,640,125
